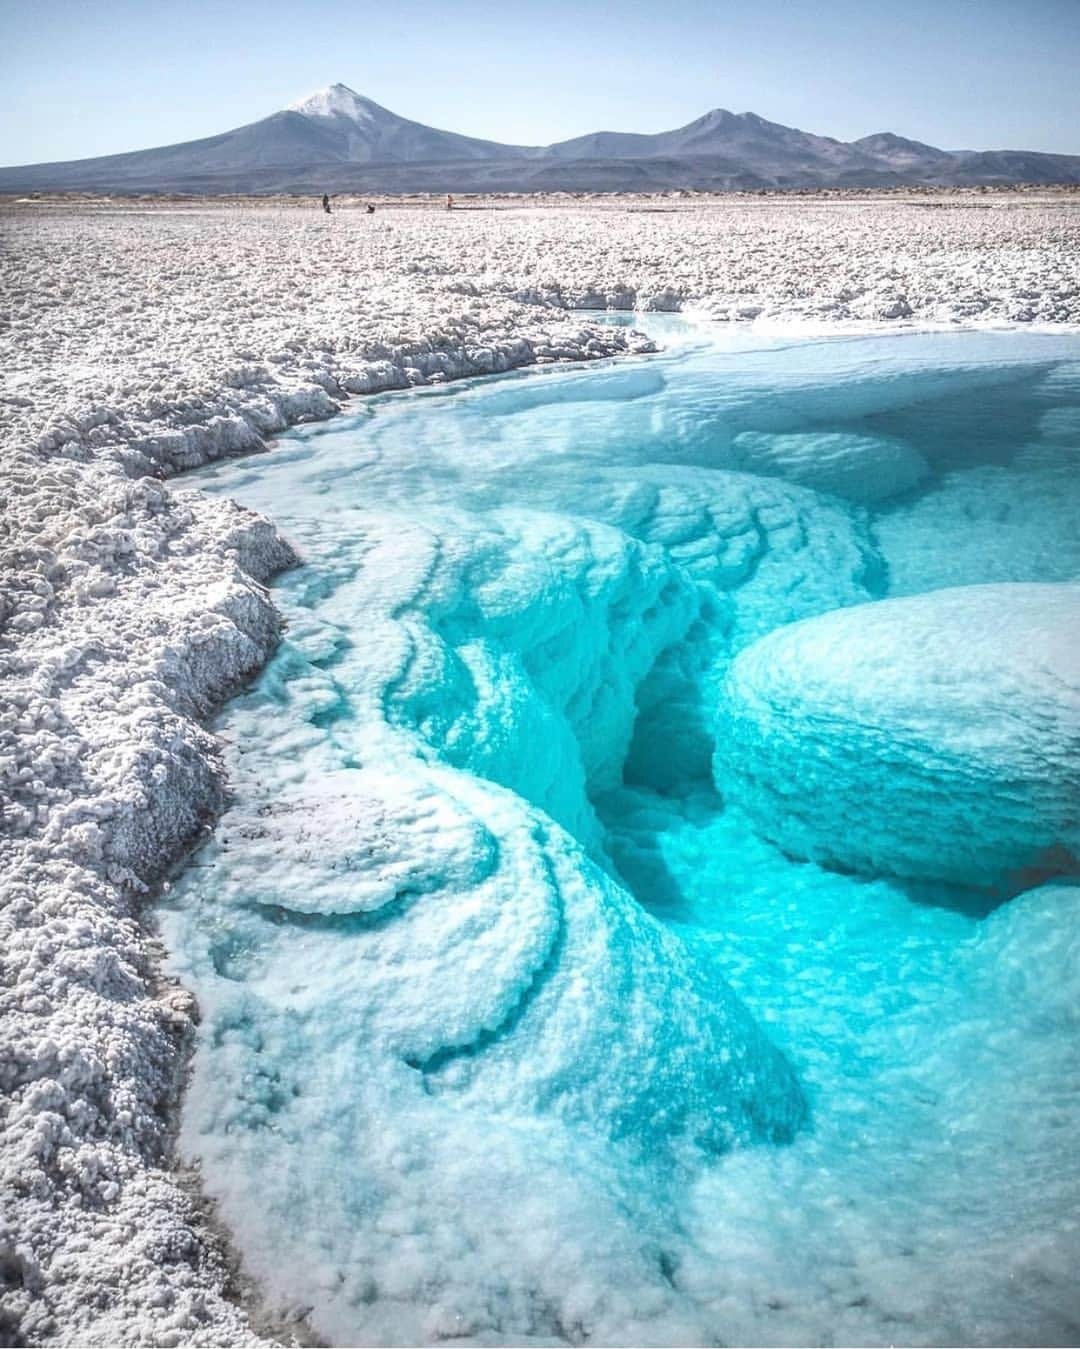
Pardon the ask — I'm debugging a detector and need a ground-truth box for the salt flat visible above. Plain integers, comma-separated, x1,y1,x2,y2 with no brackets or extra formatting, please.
1,193,1079,1347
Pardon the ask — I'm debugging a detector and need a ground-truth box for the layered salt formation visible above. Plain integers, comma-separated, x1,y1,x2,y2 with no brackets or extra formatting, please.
160,473,877,1343
728,429,928,502
165,331,1080,1344
0,213,648,1347
2,194,1080,1346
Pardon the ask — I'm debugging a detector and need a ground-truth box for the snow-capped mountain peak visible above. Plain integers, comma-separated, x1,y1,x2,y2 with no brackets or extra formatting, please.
287,83,382,123
3,83,1077,192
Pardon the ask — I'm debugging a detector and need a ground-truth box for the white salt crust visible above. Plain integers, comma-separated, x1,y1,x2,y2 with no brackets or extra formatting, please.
2,195,1079,1346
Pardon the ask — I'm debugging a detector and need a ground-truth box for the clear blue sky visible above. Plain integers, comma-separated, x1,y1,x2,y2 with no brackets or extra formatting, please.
2,0,1079,165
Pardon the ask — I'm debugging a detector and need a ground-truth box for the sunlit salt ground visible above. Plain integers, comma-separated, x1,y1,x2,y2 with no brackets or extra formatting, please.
163,319,1080,1347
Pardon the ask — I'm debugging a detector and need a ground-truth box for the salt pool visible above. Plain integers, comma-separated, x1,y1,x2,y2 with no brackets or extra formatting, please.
162,320,1080,1346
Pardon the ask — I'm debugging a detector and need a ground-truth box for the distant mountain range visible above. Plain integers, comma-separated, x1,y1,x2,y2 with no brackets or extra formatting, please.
3,83,1078,195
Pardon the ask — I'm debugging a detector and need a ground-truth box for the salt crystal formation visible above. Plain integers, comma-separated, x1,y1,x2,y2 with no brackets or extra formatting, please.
159,469,875,1344
167,317,1080,1344
2,194,1080,1345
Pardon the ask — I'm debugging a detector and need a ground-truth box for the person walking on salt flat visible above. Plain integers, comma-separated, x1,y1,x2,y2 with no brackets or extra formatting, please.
322,193,331,214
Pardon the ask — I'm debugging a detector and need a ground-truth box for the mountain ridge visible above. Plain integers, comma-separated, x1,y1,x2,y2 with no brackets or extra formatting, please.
2,82,1078,194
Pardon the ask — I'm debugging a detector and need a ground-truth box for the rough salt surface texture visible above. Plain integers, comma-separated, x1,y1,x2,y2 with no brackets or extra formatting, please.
0,452,291,1347
2,195,1080,1347
715,583,1080,886
5,195,1080,464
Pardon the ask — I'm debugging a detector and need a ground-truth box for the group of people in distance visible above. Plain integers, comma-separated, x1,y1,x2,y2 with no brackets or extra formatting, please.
321,193,376,214
319,193,454,213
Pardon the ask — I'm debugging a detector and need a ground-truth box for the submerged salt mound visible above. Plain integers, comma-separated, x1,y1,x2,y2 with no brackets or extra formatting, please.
973,880,1080,1028
183,764,804,1154
730,429,929,504
168,765,804,1342
715,583,1080,886
877,460,1080,595
405,783,807,1153
586,465,881,641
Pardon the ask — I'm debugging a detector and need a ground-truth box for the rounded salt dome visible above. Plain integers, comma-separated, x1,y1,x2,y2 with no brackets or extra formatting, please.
714,583,1080,886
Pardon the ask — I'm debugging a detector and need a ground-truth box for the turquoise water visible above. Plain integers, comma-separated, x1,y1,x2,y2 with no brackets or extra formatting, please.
164,321,1080,1346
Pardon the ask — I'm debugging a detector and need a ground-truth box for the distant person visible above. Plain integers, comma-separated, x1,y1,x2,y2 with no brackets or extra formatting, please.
366,203,376,214
446,193,454,211
322,193,331,214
